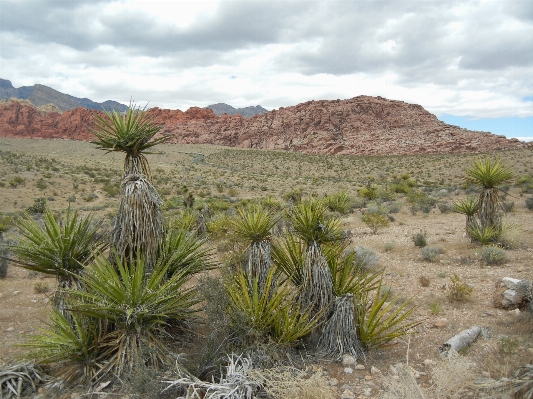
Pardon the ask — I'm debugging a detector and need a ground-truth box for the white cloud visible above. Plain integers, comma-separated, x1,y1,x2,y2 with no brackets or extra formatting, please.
0,0,532,120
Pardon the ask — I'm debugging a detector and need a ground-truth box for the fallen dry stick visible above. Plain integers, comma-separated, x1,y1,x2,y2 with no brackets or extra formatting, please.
438,326,482,359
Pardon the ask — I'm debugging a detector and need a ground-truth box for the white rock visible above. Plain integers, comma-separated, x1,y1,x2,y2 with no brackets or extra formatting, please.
12,291,20,295
355,364,366,370
6,327,14,332
328,378,339,386
363,387,372,396
389,365,398,375
341,389,356,399
424,359,436,367
344,367,353,374
370,366,381,375
342,354,357,366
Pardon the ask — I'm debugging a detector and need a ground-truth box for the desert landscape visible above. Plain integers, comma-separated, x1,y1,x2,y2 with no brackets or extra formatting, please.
1,119,533,398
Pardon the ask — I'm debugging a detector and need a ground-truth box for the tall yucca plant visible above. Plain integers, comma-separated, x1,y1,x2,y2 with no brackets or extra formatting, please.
453,196,479,242
90,103,167,181
231,204,280,294
466,158,513,232
289,199,342,312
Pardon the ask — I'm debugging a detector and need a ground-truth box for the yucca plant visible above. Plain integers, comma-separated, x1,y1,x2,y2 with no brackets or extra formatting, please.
90,103,167,181
289,199,342,312
355,277,419,350
68,253,200,378
272,233,306,287
158,228,215,277
453,196,479,241
324,191,352,214
21,308,107,384
466,158,513,232
225,269,323,344
231,204,280,294
322,242,382,297
467,225,500,246
110,174,163,271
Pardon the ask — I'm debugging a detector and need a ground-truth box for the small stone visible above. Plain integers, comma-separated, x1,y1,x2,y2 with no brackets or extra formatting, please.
344,367,353,374
481,371,491,378
342,354,357,366
389,365,398,375
341,389,356,399
370,366,381,375
509,308,520,315
423,359,436,367
363,387,372,396
12,291,20,295
355,364,366,370
364,375,373,380
31,299,37,303
6,327,14,332
433,318,448,328
328,378,339,386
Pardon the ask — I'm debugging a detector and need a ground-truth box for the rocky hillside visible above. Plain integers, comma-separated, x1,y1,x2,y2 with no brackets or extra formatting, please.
206,103,268,117
0,79,127,112
0,96,526,156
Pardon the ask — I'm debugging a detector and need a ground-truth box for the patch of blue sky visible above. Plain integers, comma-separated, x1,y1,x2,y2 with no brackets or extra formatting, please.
438,115,533,142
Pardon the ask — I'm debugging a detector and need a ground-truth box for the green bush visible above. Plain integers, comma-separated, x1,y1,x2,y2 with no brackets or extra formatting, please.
361,212,389,234
35,179,47,190
9,176,25,188
480,246,507,265
447,274,473,302
0,243,8,278
525,197,533,211
421,246,443,262
412,232,427,247
27,198,47,214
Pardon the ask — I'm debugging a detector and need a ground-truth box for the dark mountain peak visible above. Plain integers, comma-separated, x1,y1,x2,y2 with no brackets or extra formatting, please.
206,103,268,118
0,78,128,113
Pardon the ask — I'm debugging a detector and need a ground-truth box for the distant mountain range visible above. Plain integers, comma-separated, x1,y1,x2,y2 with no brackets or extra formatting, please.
205,103,268,117
0,79,128,112
0,79,268,118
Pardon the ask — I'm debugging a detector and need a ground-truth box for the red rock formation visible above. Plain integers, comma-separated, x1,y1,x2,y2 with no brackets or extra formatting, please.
0,97,526,155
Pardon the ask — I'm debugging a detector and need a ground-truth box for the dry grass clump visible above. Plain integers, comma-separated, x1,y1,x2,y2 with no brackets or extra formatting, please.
382,354,477,399
249,367,336,399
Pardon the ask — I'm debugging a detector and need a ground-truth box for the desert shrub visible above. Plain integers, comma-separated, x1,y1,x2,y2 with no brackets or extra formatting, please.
361,212,389,234
499,221,523,249
84,193,98,202
419,275,430,287
8,176,25,188
407,190,437,214
0,214,13,236
384,242,395,252
227,187,239,197
324,191,353,214
437,202,453,214
102,182,119,197
502,201,515,213
354,246,379,269
33,281,50,294
412,232,427,247
525,196,533,211
283,188,303,204
27,198,47,214
447,274,473,302
421,246,443,262
480,246,507,265
359,184,378,200
35,179,47,190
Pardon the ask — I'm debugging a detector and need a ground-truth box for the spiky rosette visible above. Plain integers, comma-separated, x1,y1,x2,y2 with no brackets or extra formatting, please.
111,174,163,270
247,240,273,296
317,293,365,360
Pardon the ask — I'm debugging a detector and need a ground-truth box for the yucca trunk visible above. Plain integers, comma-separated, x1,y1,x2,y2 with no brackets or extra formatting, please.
247,240,273,296
111,174,163,271
300,241,334,313
466,215,479,242
478,188,500,231
124,154,152,181
318,294,365,359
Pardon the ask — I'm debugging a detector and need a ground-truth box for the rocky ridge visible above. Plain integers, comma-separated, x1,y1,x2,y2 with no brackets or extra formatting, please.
206,103,268,117
0,96,526,156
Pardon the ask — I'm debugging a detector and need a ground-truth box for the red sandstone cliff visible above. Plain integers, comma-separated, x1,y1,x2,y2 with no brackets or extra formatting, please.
0,96,526,155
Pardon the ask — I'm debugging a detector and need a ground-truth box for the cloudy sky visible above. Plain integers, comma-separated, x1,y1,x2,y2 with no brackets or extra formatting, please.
1,0,532,139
